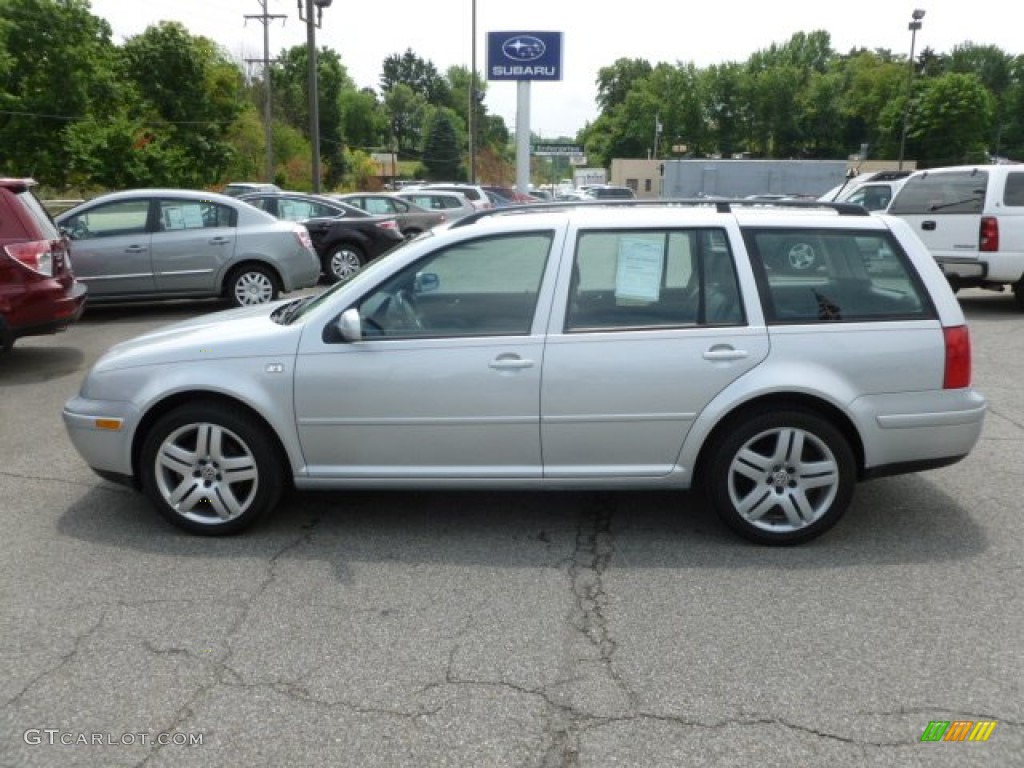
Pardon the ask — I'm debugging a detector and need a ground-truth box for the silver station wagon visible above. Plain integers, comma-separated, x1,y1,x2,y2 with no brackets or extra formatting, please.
63,201,987,544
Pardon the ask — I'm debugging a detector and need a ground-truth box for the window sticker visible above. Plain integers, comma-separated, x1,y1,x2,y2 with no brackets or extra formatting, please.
181,205,205,229
614,237,664,302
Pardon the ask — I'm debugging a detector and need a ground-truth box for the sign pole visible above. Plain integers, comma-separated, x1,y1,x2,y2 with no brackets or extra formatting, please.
516,81,531,195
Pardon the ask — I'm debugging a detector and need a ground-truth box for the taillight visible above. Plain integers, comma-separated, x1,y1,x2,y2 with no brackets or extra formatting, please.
5,240,54,276
980,216,999,252
943,325,972,389
293,226,313,250
375,220,400,232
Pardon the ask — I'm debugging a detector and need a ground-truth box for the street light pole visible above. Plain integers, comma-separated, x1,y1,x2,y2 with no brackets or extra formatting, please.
898,8,926,171
299,0,332,192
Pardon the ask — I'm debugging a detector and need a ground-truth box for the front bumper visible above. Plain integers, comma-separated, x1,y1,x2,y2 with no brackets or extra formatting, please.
63,396,141,480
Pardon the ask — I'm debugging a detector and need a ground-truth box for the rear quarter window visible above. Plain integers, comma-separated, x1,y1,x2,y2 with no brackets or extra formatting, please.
1002,172,1024,206
743,228,936,324
889,171,987,215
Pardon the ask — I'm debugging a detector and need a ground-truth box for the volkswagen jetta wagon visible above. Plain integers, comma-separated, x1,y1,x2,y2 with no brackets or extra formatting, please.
63,200,987,544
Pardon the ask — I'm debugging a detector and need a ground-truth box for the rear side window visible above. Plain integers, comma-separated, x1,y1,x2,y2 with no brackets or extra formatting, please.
158,199,236,230
15,189,61,240
566,228,742,331
1003,172,1024,206
744,228,935,323
889,170,987,215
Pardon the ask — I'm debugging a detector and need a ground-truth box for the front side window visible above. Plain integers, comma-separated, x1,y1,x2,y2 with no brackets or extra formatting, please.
158,199,234,231
566,228,743,331
63,199,150,239
745,228,935,323
356,232,553,339
889,171,987,215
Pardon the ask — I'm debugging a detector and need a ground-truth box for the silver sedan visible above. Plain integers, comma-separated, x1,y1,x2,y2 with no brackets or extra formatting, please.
56,189,321,307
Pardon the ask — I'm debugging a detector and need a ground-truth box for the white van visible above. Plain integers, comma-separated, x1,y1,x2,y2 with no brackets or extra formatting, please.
887,165,1024,306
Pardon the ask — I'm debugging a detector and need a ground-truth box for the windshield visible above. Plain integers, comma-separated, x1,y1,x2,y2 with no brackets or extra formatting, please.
284,234,425,323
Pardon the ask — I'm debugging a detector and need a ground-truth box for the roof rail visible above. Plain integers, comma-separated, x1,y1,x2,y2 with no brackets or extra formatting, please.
447,197,870,229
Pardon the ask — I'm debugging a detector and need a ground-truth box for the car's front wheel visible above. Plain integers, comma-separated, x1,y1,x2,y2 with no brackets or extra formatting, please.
324,244,365,283
706,409,855,544
140,402,284,535
227,264,279,306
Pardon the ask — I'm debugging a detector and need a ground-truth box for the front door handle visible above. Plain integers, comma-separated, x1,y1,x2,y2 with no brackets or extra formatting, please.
208,237,232,245
703,345,748,362
489,354,534,370
124,245,148,253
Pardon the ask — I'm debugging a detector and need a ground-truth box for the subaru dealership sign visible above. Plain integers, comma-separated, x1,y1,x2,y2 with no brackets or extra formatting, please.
487,31,563,81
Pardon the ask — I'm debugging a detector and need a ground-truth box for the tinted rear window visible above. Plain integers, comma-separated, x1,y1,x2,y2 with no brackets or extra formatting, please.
744,228,935,323
1003,172,1024,206
889,170,987,215
16,189,61,240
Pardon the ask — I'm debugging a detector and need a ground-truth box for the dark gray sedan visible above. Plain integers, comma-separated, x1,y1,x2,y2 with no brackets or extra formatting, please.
330,193,447,238
56,189,321,307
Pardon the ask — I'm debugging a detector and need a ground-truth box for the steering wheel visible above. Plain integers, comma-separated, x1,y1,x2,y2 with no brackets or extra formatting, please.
68,219,91,240
392,289,423,330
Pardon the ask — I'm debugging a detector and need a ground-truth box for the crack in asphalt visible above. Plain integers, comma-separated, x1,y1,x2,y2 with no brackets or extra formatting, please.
3,611,109,709
135,512,325,767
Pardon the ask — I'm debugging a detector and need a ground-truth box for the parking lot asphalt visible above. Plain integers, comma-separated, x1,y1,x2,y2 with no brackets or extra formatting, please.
1,290,1021,767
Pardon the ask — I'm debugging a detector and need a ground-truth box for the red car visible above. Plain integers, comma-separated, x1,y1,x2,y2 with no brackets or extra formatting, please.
0,178,86,352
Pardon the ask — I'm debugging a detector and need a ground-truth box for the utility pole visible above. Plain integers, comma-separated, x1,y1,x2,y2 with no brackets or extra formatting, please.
298,0,331,193
244,0,286,184
468,0,477,184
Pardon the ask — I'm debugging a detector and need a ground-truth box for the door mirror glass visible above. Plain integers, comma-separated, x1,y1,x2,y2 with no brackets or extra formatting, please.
414,272,440,294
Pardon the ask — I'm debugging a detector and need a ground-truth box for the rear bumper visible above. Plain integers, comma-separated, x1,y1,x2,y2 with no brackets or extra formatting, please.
4,280,86,341
850,388,987,475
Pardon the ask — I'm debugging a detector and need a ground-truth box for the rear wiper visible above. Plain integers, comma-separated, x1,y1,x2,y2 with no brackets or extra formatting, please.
927,193,984,211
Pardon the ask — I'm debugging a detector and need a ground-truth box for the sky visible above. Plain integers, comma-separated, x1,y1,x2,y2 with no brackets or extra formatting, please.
87,0,1020,138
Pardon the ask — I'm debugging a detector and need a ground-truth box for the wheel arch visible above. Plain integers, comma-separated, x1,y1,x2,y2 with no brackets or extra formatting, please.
131,391,293,491
691,393,866,490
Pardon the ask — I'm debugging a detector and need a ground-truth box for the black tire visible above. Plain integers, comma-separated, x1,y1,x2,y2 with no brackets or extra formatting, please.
139,402,284,535
227,264,279,307
403,228,422,239
1013,279,1024,310
323,243,365,284
705,409,855,545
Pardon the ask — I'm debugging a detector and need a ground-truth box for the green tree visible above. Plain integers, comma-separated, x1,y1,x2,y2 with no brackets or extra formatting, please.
909,72,995,166
272,45,353,187
119,21,244,187
0,0,120,184
385,83,429,157
420,107,462,179
380,49,451,106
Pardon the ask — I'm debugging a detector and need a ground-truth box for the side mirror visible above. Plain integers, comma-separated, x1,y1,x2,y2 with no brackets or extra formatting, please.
335,308,363,342
414,272,440,294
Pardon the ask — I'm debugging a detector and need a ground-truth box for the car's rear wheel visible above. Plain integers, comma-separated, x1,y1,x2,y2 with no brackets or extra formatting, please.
324,244,365,283
706,409,855,545
140,402,284,535
227,264,278,306
403,228,422,239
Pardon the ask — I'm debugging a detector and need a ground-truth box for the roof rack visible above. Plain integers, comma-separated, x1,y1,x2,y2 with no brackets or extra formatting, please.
448,198,870,229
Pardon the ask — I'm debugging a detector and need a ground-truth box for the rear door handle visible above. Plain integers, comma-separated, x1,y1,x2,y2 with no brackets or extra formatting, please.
208,237,232,245
703,346,748,362
489,354,534,370
124,245,148,253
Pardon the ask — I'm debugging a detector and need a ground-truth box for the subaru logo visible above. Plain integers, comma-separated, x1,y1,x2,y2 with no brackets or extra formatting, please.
502,36,546,62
